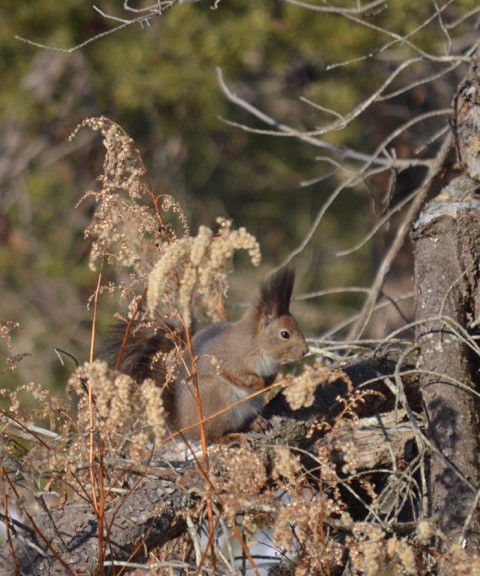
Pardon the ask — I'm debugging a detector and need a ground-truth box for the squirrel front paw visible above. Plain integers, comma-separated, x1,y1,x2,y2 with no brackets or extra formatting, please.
249,414,271,434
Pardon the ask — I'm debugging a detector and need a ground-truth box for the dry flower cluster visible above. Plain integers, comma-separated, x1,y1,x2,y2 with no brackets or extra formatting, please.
70,117,261,327
70,117,160,275
283,363,352,411
68,360,166,459
147,217,261,326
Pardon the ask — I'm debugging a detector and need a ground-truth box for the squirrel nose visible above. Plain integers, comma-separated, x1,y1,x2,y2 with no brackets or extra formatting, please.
302,343,309,357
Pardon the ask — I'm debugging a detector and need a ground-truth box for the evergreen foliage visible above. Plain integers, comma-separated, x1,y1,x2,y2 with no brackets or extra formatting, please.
0,0,476,387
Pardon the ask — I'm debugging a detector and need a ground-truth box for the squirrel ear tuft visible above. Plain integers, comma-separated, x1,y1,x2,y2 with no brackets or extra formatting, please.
257,266,295,319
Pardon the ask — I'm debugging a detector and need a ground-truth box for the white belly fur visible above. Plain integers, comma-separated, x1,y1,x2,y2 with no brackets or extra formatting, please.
228,383,265,430
255,354,279,378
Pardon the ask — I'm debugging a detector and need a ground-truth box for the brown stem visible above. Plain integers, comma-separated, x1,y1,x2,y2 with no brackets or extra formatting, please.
0,468,20,576
115,287,148,370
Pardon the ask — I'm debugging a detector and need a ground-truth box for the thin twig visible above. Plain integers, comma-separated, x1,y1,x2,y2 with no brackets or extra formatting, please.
347,133,453,339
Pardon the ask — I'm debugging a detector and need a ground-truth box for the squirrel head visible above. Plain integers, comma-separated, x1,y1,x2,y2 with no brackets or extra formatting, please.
248,267,308,372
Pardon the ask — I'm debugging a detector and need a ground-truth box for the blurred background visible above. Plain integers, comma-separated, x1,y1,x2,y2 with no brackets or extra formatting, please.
0,0,477,392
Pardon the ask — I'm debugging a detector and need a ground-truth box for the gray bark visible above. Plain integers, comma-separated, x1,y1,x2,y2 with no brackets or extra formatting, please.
412,174,480,559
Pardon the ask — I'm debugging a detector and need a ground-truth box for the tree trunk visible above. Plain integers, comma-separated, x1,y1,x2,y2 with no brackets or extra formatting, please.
412,174,480,563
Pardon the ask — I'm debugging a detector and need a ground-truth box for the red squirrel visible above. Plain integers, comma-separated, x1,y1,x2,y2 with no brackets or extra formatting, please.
112,267,308,441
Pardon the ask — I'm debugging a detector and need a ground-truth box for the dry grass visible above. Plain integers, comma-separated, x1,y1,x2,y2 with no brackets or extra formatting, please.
2,116,480,576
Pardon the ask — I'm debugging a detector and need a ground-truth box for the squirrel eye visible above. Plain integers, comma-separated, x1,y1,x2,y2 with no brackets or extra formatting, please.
280,330,290,339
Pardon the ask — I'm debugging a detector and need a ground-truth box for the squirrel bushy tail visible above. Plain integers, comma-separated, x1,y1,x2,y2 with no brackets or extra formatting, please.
103,321,183,416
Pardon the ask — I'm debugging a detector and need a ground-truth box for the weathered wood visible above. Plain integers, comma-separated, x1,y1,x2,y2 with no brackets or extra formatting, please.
0,473,190,576
328,409,416,471
0,354,419,576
